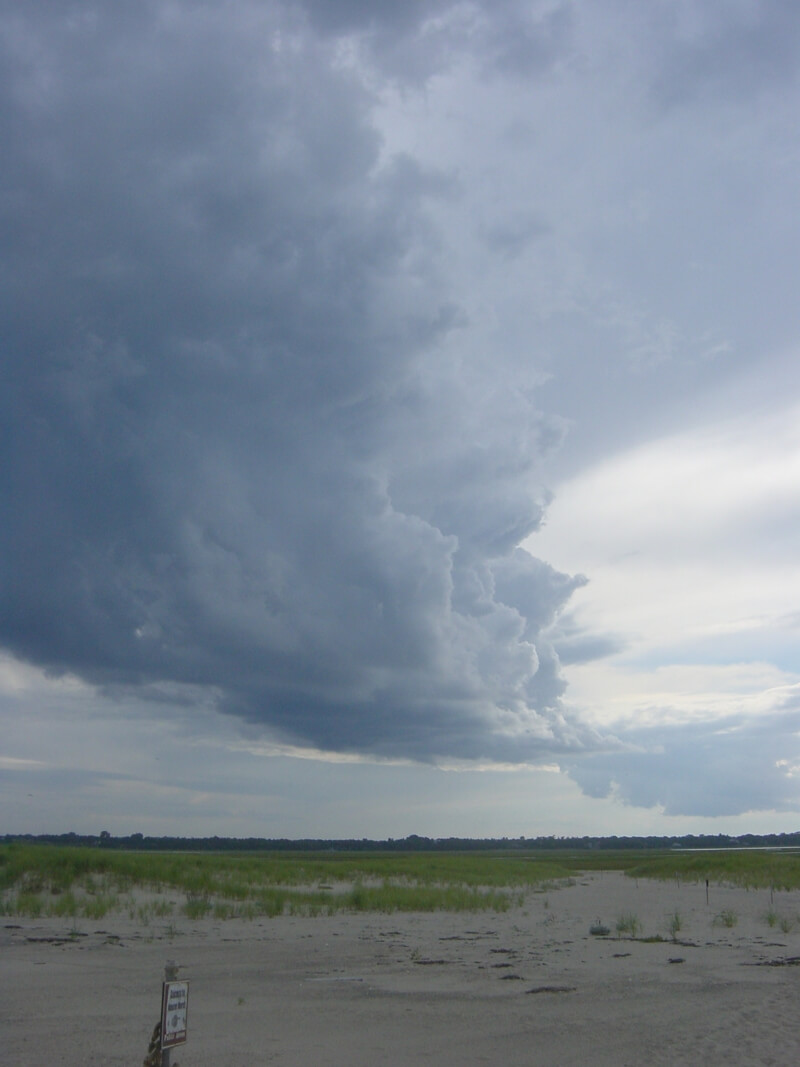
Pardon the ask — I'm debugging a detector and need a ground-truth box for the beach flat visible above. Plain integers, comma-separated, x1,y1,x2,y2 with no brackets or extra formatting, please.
3,872,800,1065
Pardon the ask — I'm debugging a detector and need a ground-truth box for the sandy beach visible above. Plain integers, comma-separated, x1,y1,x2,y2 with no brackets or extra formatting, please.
3,872,800,1066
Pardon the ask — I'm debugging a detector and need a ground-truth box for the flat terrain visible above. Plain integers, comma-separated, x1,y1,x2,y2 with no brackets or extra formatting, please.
4,871,800,1065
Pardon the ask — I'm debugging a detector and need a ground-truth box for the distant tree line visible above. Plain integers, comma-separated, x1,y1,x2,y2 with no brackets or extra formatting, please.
3,830,800,852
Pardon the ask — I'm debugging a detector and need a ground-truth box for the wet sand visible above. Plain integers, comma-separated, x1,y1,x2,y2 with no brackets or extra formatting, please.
3,872,800,1065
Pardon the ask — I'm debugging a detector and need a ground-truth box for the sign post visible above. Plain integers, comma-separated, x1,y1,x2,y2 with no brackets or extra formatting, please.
160,961,189,1066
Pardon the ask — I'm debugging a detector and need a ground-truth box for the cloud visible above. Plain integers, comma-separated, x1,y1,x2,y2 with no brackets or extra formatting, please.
479,213,550,260
0,1,590,765
548,612,624,666
302,0,575,87
648,0,800,109
528,400,800,693
7,1,800,837
568,687,800,817
477,1,573,80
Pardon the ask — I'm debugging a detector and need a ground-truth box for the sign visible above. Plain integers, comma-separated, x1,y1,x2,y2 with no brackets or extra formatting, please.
161,980,189,1049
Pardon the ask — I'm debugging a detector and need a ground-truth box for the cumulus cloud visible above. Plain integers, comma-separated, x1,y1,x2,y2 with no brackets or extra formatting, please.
1,0,593,765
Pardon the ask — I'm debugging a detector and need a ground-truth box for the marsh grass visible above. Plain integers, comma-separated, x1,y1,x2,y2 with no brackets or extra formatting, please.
763,908,796,934
627,851,800,891
14,892,44,918
0,843,568,919
82,894,118,919
51,890,79,918
184,895,212,919
345,882,521,913
20,843,799,924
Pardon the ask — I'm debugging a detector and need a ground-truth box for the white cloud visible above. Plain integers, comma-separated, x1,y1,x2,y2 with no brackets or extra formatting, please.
530,395,800,663
564,663,799,730
530,395,800,816
0,757,47,770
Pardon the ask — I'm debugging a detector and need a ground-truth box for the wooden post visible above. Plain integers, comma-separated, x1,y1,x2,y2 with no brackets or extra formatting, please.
162,961,179,1067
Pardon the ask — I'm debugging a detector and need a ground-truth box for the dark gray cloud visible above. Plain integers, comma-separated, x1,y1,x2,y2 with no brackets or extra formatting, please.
548,612,624,666
1,1,591,763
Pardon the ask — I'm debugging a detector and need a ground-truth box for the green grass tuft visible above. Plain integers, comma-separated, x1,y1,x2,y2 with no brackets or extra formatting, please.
713,908,738,929
184,895,212,919
667,909,683,940
615,913,641,938
82,894,117,919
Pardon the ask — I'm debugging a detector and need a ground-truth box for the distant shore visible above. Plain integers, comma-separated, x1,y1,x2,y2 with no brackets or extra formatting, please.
6,829,800,851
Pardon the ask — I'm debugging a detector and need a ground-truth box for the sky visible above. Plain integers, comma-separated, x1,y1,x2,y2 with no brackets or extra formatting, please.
2,0,800,839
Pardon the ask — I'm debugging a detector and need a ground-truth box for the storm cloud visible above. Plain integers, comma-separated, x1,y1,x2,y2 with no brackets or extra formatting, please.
5,1,800,835
1,1,592,764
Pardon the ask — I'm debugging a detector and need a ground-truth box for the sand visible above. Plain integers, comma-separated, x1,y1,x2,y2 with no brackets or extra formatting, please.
3,872,800,1065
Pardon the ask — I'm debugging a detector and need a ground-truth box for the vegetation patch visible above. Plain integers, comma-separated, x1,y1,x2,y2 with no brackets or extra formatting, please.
0,844,570,919
667,909,683,941
615,913,642,938
713,909,738,929
626,852,800,891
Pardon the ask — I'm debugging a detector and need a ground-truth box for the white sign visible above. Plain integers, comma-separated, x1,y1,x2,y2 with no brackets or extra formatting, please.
161,980,189,1048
